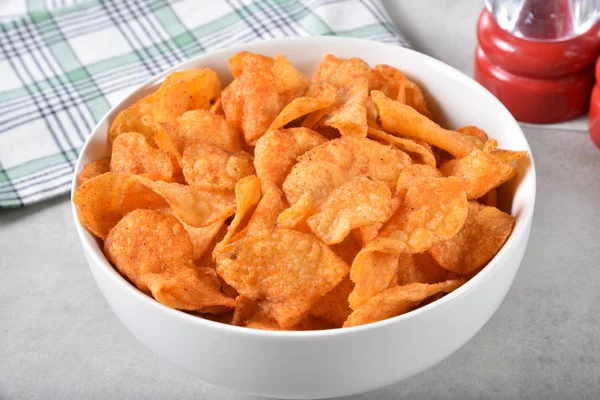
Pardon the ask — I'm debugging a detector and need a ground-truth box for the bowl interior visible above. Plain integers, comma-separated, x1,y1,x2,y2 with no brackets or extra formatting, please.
71,36,536,335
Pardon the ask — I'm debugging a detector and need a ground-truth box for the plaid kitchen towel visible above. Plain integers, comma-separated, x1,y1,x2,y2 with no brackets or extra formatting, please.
0,0,408,209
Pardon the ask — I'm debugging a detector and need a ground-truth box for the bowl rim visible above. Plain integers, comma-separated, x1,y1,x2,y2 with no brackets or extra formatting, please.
71,35,536,338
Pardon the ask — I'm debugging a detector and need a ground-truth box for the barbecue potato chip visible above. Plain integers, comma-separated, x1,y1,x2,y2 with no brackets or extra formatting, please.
153,69,221,124
73,172,128,239
268,82,337,132
77,158,111,186
440,140,525,199
369,176,469,254
229,51,273,78
246,186,288,235
254,127,327,190
120,177,169,215
232,296,261,326
221,78,244,133
331,233,363,265
181,218,228,261
343,278,466,327
428,201,515,274
127,176,235,227
369,64,407,100
397,79,433,120
348,250,400,309
309,276,354,327
395,164,443,200
307,176,393,245
458,125,488,142
110,132,175,181
313,54,345,82
272,53,311,106
181,141,254,189
215,175,261,251
372,90,483,158
216,229,349,328
276,192,314,231
108,93,156,145
145,266,235,311
368,126,436,167
283,137,411,207
396,252,459,286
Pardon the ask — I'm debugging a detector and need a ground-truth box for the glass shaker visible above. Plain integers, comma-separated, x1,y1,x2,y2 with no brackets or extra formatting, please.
475,0,600,123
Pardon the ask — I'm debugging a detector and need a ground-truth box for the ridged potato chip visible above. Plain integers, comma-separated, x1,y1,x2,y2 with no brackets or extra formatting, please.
153,69,221,124
104,209,234,310
76,158,110,186
181,141,254,189
372,90,483,158
283,137,411,207
343,278,466,327
73,172,128,239
216,229,349,328
108,93,156,145
428,201,515,274
126,176,235,227
110,132,175,181
307,176,393,245
254,127,327,190
368,126,436,167
440,140,525,199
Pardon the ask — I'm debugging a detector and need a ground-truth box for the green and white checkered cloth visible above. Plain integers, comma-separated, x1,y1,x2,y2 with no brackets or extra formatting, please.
0,0,408,208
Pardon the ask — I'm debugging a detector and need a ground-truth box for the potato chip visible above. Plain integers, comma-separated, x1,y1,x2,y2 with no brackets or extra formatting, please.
313,54,345,82
353,223,382,246
348,250,400,309
372,90,483,158
458,125,488,142
331,233,362,265
181,141,254,189
254,127,327,190
367,126,436,167
127,176,235,227
369,64,407,100
108,93,156,145
120,177,169,215
234,53,281,145
321,58,370,138
232,295,261,326
276,192,314,231
216,229,349,328
366,177,469,254
283,137,411,207
145,266,235,311
272,53,311,106
73,172,128,239
396,252,459,286
484,139,528,164
307,176,393,245
343,279,466,327
221,79,244,133
76,158,111,186
181,218,227,261
246,186,288,235
428,201,515,274
310,276,354,327
229,51,273,78
153,68,221,124
209,94,223,115
267,82,337,132
439,140,522,199
395,164,443,200
397,79,433,120
110,132,175,181
214,175,261,251
479,188,498,207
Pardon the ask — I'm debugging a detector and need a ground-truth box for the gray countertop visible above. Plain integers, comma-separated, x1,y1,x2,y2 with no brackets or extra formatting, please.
2,1,599,399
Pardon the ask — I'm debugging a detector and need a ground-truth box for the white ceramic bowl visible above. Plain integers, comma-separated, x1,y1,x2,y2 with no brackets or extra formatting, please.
71,36,536,399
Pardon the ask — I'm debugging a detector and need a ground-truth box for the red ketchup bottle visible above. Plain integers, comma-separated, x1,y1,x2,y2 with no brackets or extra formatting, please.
475,0,600,124
589,57,600,149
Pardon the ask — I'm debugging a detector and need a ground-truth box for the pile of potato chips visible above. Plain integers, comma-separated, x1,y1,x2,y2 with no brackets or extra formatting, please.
74,51,526,330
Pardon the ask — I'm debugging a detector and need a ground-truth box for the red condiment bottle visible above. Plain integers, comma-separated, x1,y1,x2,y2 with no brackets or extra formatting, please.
475,0,600,124
589,58,600,149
